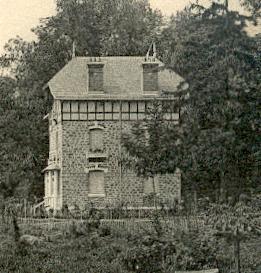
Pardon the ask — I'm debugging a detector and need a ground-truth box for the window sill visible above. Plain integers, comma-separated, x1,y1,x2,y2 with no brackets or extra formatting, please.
88,92,105,95
88,193,106,198
143,92,159,96
143,193,160,196
87,152,107,159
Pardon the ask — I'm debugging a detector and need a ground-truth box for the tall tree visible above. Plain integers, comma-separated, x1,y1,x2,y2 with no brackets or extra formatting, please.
0,76,46,199
55,0,163,56
158,1,260,201
122,100,179,206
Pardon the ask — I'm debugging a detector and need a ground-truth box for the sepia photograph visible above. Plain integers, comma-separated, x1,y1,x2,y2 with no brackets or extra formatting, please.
0,0,260,272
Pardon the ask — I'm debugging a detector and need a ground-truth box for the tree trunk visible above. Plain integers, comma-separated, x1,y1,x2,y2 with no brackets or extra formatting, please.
220,170,227,203
152,176,158,210
234,230,241,273
193,189,197,213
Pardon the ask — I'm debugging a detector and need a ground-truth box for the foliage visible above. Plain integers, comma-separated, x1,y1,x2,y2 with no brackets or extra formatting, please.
0,71,49,199
122,100,180,206
122,232,176,272
0,204,260,273
55,0,163,56
202,200,261,273
157,1,261,201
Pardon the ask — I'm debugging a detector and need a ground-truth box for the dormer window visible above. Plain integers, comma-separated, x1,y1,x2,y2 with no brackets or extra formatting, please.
88,63,104,92
143,63,159,92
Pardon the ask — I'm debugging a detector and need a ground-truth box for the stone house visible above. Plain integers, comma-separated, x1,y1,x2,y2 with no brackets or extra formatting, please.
43,56,183,211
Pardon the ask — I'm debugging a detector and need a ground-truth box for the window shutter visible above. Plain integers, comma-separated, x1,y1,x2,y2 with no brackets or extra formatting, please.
89,171,105,195
143,64,159,92
50,171,54,195
55,131,59,160
144,176,159,194
90,129,103,152
88,64,104,92
45,173,49,196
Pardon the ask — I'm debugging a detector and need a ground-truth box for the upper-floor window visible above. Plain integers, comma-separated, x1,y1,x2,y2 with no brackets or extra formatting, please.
143,63,159,92
88,64,104,92
62,100,178,121
90,128,104,152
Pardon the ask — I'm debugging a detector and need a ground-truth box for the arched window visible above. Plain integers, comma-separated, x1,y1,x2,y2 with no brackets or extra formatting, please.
88,170,105,196
90,128,104,152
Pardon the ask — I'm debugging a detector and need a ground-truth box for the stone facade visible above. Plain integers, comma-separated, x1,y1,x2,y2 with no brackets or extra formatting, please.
43,56,182,210
58,119,181,209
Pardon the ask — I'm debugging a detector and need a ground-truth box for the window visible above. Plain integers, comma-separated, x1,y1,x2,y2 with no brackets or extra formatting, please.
144,176,159,194
143,63,159,92
55,131,59,161
88,64,104,92
57,172,60,195
50,171,54,196
88,171,105,196
61,100,178,121
45,172,49,197
90,128,103,152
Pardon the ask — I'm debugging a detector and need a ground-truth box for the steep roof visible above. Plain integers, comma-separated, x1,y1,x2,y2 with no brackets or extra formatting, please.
47,56,183,100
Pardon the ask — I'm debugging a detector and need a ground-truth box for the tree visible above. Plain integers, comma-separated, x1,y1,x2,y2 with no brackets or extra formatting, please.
54,0,163,56
0,76,46,199
158,1,260,202
122,100,179,207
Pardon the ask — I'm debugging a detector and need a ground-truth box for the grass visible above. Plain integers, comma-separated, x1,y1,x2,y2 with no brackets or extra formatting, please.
0,223,129,273
0,217,260,273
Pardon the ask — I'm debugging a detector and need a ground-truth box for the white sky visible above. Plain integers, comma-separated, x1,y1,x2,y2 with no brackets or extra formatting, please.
0,0,259,55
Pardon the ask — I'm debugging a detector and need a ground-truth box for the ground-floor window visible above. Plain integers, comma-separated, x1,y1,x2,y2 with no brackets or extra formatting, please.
50,171,54,196
44,169,61,209
88,170,105,196
44,170,61,197
143,176,159,194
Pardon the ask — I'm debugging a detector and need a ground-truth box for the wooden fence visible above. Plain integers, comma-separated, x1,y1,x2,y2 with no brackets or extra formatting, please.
9,216,206,235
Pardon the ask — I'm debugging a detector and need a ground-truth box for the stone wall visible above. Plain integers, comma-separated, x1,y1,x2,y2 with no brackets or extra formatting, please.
60,119,181,208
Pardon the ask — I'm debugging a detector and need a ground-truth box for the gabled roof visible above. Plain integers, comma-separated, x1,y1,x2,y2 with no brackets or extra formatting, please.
47,56,183,100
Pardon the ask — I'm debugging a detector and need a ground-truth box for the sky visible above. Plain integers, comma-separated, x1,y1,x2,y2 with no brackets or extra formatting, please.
0,0,259,54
